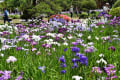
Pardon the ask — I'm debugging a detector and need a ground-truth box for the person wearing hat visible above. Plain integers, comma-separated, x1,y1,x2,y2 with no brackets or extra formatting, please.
103,3,110,13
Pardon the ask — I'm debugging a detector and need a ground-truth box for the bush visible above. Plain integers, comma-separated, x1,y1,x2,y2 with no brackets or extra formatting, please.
113,0,120,8
81,0,97,10
82,8,89,12
32,2,62,17
109,7,120,17
89,11,100,19
79,12,88,19
21,7,34,21
32,2,53,17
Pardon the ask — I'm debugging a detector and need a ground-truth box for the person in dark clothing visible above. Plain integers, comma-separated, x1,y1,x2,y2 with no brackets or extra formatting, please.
70,5,73,18
3,8,10,24
75,7,79,17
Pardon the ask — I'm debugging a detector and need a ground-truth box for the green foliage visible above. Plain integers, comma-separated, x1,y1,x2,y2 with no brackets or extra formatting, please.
109,7,120,17
21,7,34,20
0,0,97,19
9,15,20,19
81,0,97,10
31,1,62,17
55,0,71,11
89,11,100,18
32,2,53,17
79,12,88,19
113,0,120,8
0,0,33,11
72,0,97,12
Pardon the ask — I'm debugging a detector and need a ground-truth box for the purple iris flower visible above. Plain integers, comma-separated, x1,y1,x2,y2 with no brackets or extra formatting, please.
91,67,102,74
20,71,23,76
71,42,78,46
79,55,88,66
108,46,115,51
77,19,81,22
60,63,67,68
55,37,60,41
96,22,105,26
58,55,67,73
16,47,22,51
58,28,67,33
15,75,23,80
58,55,65,63
72,62,78,68
38,66,45,73
64,48,67,52
61,70,66,74
71,19,74,23
31,41,37,46
20,33,25,36
41,44,51,48
41,44,47,47
103,64,117,79
75,53,84,57
71,47,80,53
106,75,117,80
72,58,78,63
72,53,88,68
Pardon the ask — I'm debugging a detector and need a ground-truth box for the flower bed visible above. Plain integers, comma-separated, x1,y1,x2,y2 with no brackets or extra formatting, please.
0,14,120,80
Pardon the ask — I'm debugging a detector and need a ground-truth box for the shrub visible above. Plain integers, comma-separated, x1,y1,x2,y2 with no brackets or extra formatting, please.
81,0,97,10
89,11,100,19
109,7,120,17
32,2,62,17
21,7,34,21
32,2,53,17
113,0,120,8
79,12,88,19
82,8,89,12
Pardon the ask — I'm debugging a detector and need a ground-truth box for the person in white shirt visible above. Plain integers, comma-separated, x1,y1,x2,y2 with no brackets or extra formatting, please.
103,3,110,13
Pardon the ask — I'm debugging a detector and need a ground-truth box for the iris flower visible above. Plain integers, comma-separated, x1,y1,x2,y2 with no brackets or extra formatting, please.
38,66,45,73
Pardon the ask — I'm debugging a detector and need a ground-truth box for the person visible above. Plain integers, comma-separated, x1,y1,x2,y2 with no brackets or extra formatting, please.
15,8,18,14
75,7,79,17
70,5,73,18
3,8,10,24
103,3,110,14
102,3,110,23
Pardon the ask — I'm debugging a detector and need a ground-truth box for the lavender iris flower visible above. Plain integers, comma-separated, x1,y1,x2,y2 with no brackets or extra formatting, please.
103,64,117,79
91,67,102,74
16,47,22,51
0,70,12,80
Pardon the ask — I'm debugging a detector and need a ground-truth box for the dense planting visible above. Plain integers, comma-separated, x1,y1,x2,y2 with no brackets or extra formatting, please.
0,16,120,80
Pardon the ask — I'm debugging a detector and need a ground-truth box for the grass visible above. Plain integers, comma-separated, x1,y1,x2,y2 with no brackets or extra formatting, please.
0,19,21,24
